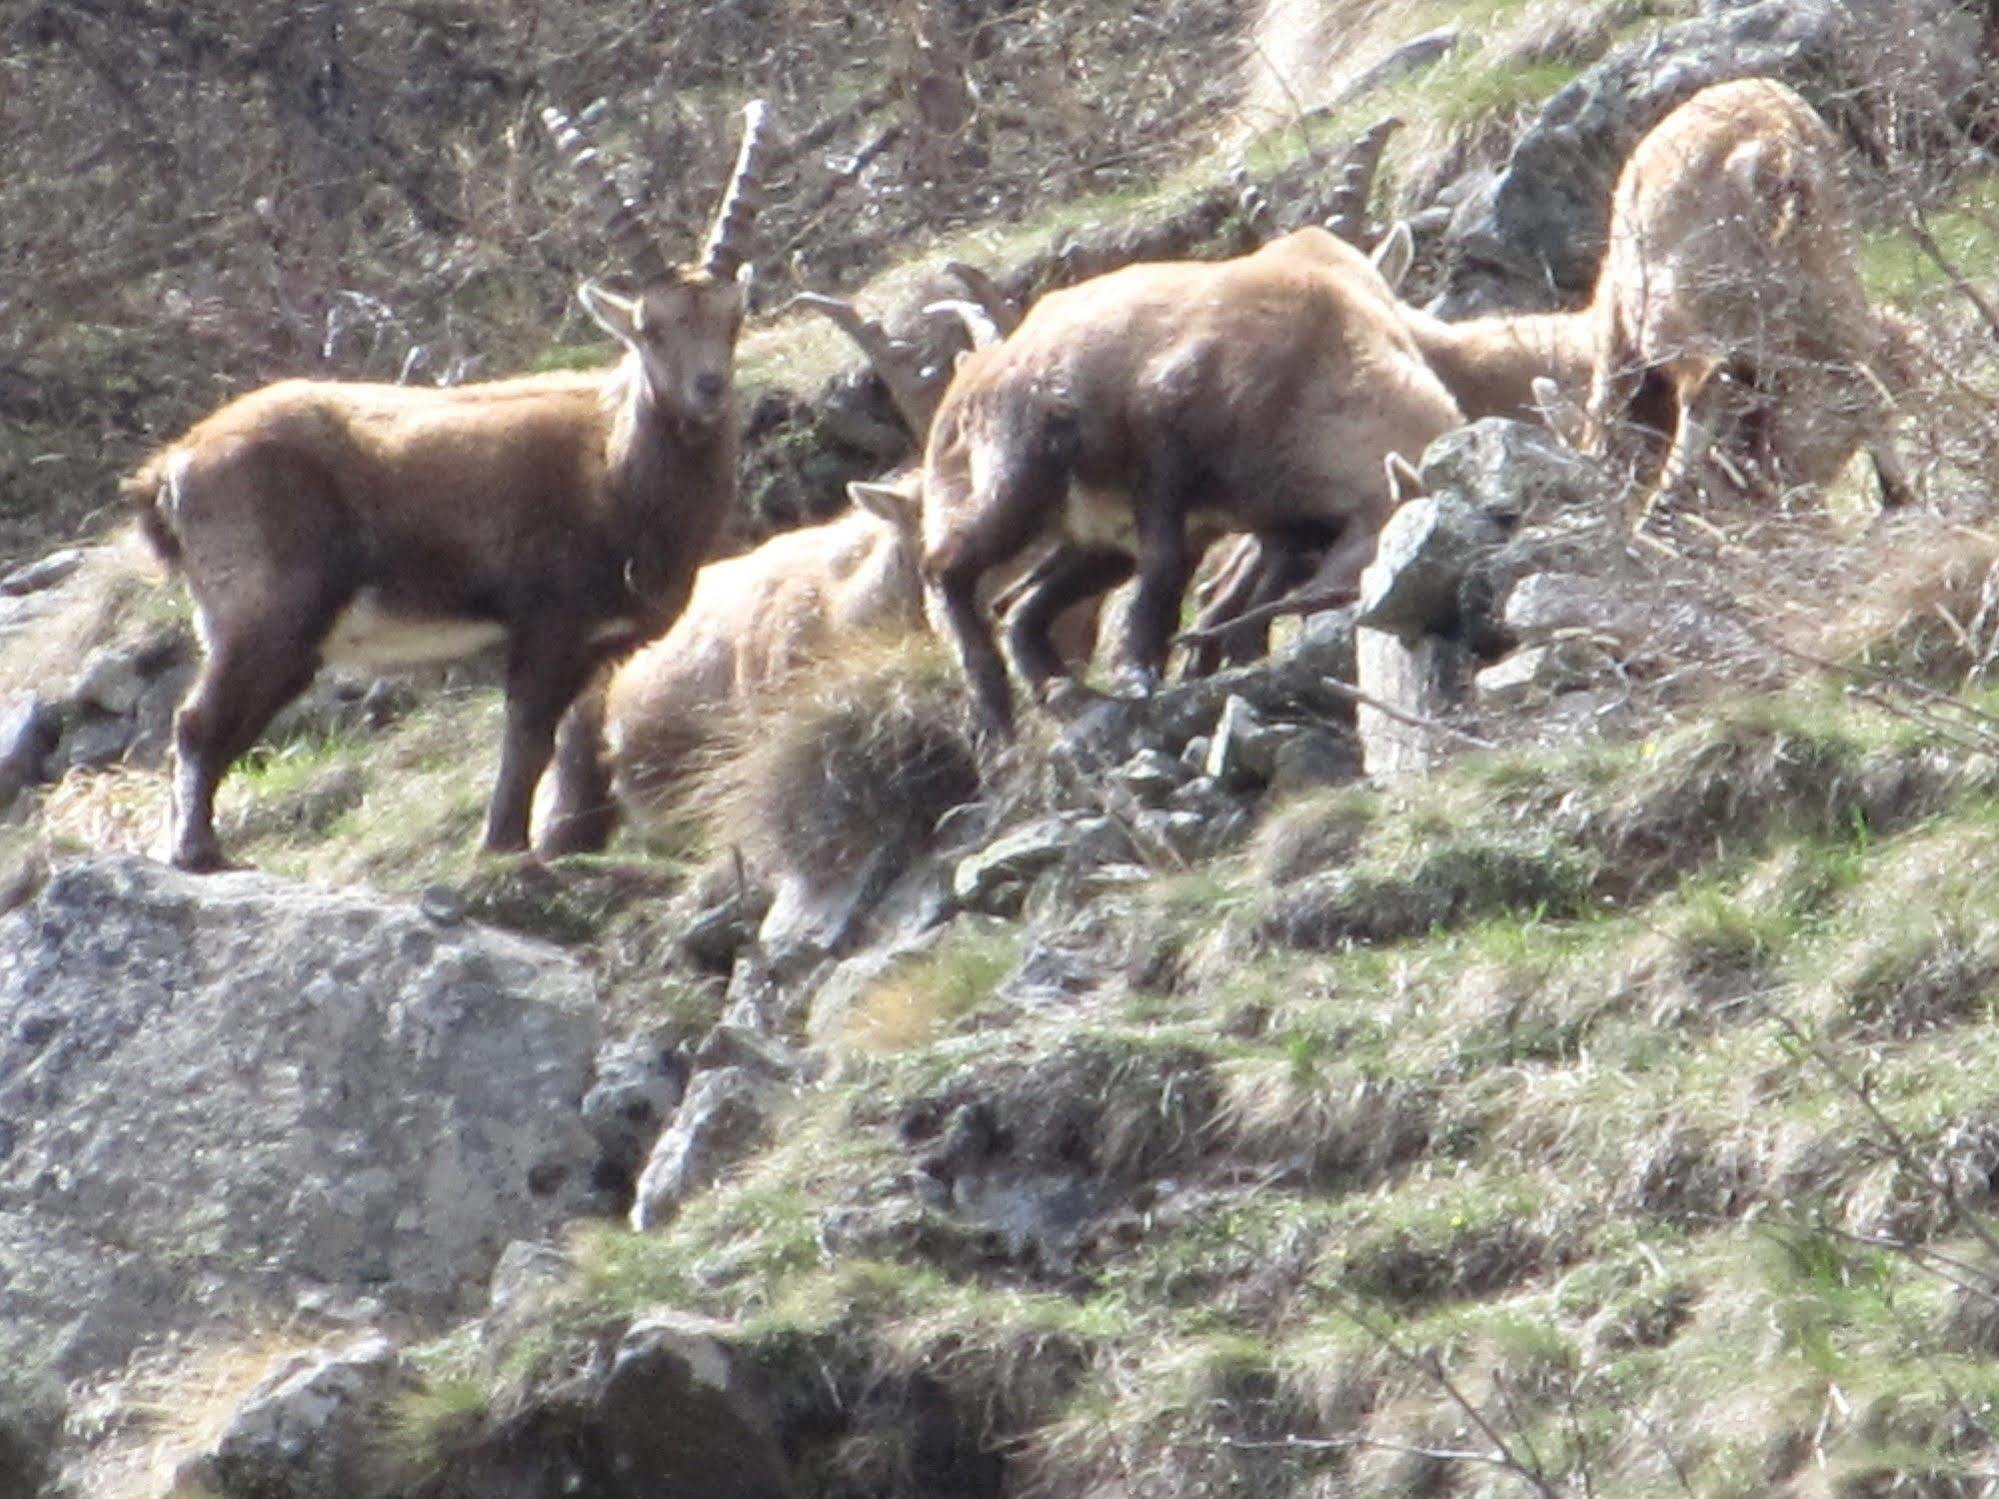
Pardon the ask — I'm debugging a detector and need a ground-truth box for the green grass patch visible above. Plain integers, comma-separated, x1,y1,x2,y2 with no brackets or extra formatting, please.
1863,172,1999,306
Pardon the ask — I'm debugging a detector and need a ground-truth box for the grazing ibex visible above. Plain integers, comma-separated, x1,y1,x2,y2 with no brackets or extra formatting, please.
1187,81,1914,664
918,225,1463,735
1178,121,1600,672
1586,77,1911,510
124,100,771,870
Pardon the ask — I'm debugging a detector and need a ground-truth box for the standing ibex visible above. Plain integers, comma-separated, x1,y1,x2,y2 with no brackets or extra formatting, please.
552,271,1086,841
124,100,771,870
1585,77,1912,509
918,225,1463,735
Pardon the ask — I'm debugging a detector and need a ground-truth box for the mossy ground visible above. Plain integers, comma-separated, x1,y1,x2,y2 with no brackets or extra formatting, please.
352,677,1999,1496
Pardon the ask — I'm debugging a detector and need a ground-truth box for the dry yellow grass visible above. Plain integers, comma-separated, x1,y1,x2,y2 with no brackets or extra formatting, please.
62,1328,322,1499
39,765,165,861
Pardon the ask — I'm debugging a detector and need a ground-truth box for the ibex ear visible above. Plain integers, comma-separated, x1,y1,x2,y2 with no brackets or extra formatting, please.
578,281,639,344
848,475,921,530
1371,220,1415,294
1385,450,1426,505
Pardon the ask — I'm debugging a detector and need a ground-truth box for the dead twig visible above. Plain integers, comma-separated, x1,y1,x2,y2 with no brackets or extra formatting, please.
1750,995,1999,1267
1323,1295,1562,1499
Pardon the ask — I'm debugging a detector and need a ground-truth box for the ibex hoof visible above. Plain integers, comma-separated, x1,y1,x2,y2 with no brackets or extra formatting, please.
169,844,235,875
1040,677,1106,720
1108,666,1163,702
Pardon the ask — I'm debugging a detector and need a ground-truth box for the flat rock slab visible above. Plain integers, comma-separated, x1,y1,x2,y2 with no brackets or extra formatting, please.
0,857,604,1386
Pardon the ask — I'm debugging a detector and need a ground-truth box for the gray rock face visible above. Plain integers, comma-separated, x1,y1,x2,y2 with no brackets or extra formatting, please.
953,813,1131,917
70,646,149,718
596,1315,796,1499
1435,0,1980,314
630,1067,773,1231
1419,419,1607,521
1474,639,1614,707
1356,498,1511,643
1204,695,1284,791
581,1036,688,1195
0,549,86,597
0,694,59,810
1502,571,1650,647
420,1312,798,1499
0,858,605,1389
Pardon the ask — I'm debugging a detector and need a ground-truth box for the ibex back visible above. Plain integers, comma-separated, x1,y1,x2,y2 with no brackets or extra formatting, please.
920,226,1461,735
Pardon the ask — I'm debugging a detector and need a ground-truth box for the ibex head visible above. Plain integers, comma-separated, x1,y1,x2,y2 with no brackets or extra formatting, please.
544,99,772,427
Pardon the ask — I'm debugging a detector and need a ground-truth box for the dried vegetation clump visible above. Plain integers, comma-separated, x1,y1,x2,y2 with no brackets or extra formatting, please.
697,637,978,887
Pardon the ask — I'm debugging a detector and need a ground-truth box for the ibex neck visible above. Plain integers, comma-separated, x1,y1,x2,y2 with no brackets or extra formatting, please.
1402,308,1593,423
604,376,737,618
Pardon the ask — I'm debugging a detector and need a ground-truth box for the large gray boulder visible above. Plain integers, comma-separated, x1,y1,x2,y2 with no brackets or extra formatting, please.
0,857,606,1395
1435,0,1980,314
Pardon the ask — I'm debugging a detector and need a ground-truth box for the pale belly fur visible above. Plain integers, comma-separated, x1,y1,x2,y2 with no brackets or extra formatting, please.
318,591,635,670
1061,489,1232,554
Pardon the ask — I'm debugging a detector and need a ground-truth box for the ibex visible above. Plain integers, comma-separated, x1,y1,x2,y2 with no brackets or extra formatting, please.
1584,77,1912,509
547,271,1088,843
124,100,772,871
918,224,1463,735
1186,81,1914,662
600,473,930,829
1179,121,1601,671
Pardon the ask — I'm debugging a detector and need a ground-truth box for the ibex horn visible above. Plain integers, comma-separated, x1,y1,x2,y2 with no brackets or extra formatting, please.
939,260,1021,336
1324,115,1404,246
703,99,772,280
541,103,672,285
786,292,939,435
924,299,1005,352
1231,158,1276,243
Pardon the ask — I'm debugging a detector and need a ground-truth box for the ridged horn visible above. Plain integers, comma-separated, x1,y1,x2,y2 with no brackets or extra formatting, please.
541,103,671,284
1324,115,1404,246
1231,158,1276,243
786,292,938,434
939,260,1021,337
702,99,772,280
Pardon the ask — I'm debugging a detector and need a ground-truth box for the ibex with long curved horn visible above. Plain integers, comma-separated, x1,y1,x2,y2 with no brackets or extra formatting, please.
124,99,772,870
549,273,1090,845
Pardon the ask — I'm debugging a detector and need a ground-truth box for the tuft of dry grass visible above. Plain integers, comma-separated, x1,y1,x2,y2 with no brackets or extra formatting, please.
1249,785,1376,886
1806,520,1999,691
698,635,979,889
833,923,1019,1055
58,1329,323,1499
39,765,164,861
1216,1052,1440,1186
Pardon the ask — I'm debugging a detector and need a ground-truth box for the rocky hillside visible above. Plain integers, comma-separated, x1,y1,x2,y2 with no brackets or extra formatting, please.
8,0,1999,1496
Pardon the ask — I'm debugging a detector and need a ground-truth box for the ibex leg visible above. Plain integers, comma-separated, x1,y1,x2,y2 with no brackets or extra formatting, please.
1181,528,1325,677
488,625,595,854
168,615,329,872
534,681,617,857
923,453,1069,739
1002,546,1132,695
1118,459,1195,693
